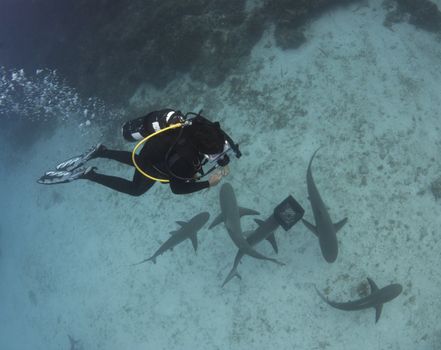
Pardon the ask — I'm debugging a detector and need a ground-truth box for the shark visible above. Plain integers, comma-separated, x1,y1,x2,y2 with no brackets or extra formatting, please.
210,183,284,266
68,335,81,350
221,216,280,287
133,212,210,265
316,278,403,323
302,148,347,263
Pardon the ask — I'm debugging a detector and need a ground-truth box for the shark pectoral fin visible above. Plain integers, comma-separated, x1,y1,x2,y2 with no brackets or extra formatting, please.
334,217,348,233
266,233,279,254
302,219,319,237
238,207,260,217
367,277,379,293
374,303,383,323
175,221,186,227
169,230,179,235
254,219,265,226
367,277,383,322
209,213,223,229
190,235,198,252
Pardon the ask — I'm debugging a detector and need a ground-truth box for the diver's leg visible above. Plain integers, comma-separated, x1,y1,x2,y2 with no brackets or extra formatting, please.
55,144,137,169
92,147,136,167
82,168,155,196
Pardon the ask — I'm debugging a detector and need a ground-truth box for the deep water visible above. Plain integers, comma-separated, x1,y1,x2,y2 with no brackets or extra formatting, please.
1,1,441,349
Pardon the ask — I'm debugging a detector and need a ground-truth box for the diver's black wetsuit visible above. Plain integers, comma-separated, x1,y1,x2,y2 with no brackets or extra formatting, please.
83,127,210,196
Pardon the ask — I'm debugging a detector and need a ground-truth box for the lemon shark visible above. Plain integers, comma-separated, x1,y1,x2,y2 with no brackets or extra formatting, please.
316,278,403,323
219,193,305,287
221,217,280,287
302,148,347,263
210,183,284,266
133,212,210,265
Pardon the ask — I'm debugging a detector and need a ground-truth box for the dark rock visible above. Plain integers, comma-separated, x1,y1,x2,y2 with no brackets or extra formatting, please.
383,9,407,29
72,0,254,102
394,0,441,32
1,0,361,108
190,9,266,86
263,0,359,49
274,25,307,50
263,0,360,24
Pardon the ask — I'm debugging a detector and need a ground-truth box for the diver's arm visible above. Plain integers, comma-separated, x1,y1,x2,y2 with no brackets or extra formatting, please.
168,158,210,194
169,169,224,194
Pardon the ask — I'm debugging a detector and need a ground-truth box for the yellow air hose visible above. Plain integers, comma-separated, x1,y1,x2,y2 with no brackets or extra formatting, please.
131,123,184,183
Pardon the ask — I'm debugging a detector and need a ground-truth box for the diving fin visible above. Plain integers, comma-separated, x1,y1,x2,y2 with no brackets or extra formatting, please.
37,166,95,185
56,143,104,171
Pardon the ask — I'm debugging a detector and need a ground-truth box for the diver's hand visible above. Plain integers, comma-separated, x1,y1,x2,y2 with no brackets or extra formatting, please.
220,165,230,176
208,172,223,187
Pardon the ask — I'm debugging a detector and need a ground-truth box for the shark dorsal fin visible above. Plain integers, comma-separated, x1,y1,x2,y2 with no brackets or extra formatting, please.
176,221,186,227
334,217,348,233
189,235,198,252
302,219,319,237
266,233,279,253
239,207,260,217
367,277,379,293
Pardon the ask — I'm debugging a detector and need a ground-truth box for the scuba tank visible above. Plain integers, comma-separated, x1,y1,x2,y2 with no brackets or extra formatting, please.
122,109,185,142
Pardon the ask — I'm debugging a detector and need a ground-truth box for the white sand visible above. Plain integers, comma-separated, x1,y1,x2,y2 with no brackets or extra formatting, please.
1,0,441,349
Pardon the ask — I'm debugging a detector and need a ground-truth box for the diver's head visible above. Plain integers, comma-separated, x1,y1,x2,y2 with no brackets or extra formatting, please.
189,117,225,155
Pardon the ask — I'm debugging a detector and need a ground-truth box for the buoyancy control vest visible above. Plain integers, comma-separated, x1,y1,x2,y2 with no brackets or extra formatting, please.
122,109,185,142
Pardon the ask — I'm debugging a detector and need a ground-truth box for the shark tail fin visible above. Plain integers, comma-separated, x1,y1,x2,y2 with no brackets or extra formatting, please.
334,217,348,233
221,269,242,288
269,257,285,266
132,256,155,266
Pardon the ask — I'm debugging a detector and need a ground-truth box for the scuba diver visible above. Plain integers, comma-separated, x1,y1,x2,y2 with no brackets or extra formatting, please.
37,109,241,196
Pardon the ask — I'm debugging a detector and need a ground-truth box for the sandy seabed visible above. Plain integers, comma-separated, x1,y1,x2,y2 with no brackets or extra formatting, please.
1,1,441,349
